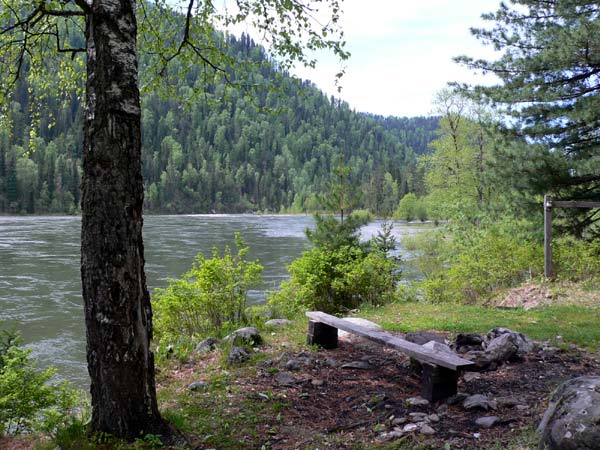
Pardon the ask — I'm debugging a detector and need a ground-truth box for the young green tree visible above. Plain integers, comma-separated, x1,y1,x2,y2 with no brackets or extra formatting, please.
456,0,600,236
306,157,368,250
421,89,496,221
0,0,348,440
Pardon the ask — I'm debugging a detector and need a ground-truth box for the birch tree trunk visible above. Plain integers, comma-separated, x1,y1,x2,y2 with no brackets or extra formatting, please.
80,0,165,438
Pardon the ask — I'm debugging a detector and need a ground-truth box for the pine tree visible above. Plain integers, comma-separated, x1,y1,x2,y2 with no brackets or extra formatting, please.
456,0,600,234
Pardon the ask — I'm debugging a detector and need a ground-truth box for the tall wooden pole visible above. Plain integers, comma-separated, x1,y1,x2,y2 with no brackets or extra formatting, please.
544,195,554,279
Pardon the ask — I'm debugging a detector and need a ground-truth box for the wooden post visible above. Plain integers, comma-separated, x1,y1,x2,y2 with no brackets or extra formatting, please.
307,320,338,349
544,195,554,279
421,363,458,402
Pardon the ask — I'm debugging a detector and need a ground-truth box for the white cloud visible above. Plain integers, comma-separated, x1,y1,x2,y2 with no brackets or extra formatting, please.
293,0,502,117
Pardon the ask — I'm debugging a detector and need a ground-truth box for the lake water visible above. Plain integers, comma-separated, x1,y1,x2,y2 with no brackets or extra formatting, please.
0,214,429,386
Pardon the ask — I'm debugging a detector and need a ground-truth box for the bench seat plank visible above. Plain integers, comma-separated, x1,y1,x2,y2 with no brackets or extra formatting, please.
306,311,473,371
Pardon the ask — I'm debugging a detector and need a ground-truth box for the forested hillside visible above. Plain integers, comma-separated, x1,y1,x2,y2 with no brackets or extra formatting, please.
0,33,438,216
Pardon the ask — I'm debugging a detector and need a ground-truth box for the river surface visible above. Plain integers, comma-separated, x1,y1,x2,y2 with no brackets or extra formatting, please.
0,214,429,387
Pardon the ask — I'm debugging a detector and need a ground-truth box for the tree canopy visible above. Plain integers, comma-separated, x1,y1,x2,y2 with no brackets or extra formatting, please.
455,0,600,235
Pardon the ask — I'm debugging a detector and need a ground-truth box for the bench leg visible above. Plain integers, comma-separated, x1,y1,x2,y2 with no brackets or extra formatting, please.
307,320,338,349
420,363,457,402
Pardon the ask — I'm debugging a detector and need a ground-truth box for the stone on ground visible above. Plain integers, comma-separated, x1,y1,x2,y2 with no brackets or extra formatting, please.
228,346,250,364
194,337,219,353
537,376,600,450
265,319,293,328
226,327,263,346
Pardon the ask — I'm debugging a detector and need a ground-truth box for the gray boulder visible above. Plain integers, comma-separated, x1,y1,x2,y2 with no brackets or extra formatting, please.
188,381,208,391
423,340,455,355
537,376,600,450
275,372,297,386
339,318,383,350
226,327,263,346
476,416,499,429
265,319,293,328
228,346,250,364
194,337,220,353
486,327,533,359
455,333,484,353
405,331,446,345
485,333,520,362
463,350,497,371
463,394,497,411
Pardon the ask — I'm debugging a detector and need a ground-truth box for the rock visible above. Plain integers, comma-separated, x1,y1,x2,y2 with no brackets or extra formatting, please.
455,333,484,353
275,372,297,386
427,414,440,423
463,394,497,411
228,346,250,364
226,327,263,346
463,371,482,382
537,376,600,450
419,424,436,435
284,359,301,371
486,327,533,358
380,430,404,441
341,360,375,370
476,416,499,429
265,319,293,328
405,331,446,345
463,350,497,372
423,340,455,355
446,393,468,406
392,417,407,425
406,396,430,407
311,379,324,387
409,412,428,420
338,318,383,349
436,404,449,415
485,333,519,362
496,396,523,408
402,423,419,432
324,357,338,367
194,337,220,353
188,381,208,391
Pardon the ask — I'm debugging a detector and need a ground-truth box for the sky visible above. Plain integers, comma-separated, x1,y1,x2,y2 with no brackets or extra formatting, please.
290,0,502,118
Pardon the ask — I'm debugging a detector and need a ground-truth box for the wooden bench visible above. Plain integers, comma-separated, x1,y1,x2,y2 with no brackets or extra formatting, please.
306,311,474,402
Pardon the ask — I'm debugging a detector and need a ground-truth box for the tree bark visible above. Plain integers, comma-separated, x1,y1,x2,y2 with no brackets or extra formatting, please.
80,0,165,438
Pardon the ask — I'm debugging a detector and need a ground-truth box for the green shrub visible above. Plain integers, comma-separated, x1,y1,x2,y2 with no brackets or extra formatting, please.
393,193,428,222
152,233,263,345
415,218,542,303
0,329,81,436
554,236,600,281
269,245,399,315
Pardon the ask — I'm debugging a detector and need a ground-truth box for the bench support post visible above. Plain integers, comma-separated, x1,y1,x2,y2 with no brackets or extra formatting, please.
307,320,338,349
421,363,457,402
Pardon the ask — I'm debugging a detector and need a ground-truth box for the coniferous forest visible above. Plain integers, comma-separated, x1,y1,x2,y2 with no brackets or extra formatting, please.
0,33,439,216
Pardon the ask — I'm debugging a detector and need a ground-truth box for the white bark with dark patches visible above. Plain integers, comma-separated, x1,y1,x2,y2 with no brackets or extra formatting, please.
81,0,167,439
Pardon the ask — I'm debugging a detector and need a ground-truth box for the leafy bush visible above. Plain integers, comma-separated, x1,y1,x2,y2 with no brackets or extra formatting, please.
269,245,399,315
554,237,600,281
415,218,543,303
0,329,81,436
393,193,428,222
152,233,263,345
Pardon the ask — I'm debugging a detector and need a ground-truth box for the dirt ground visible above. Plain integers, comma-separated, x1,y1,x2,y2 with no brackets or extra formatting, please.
178,334,600,450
